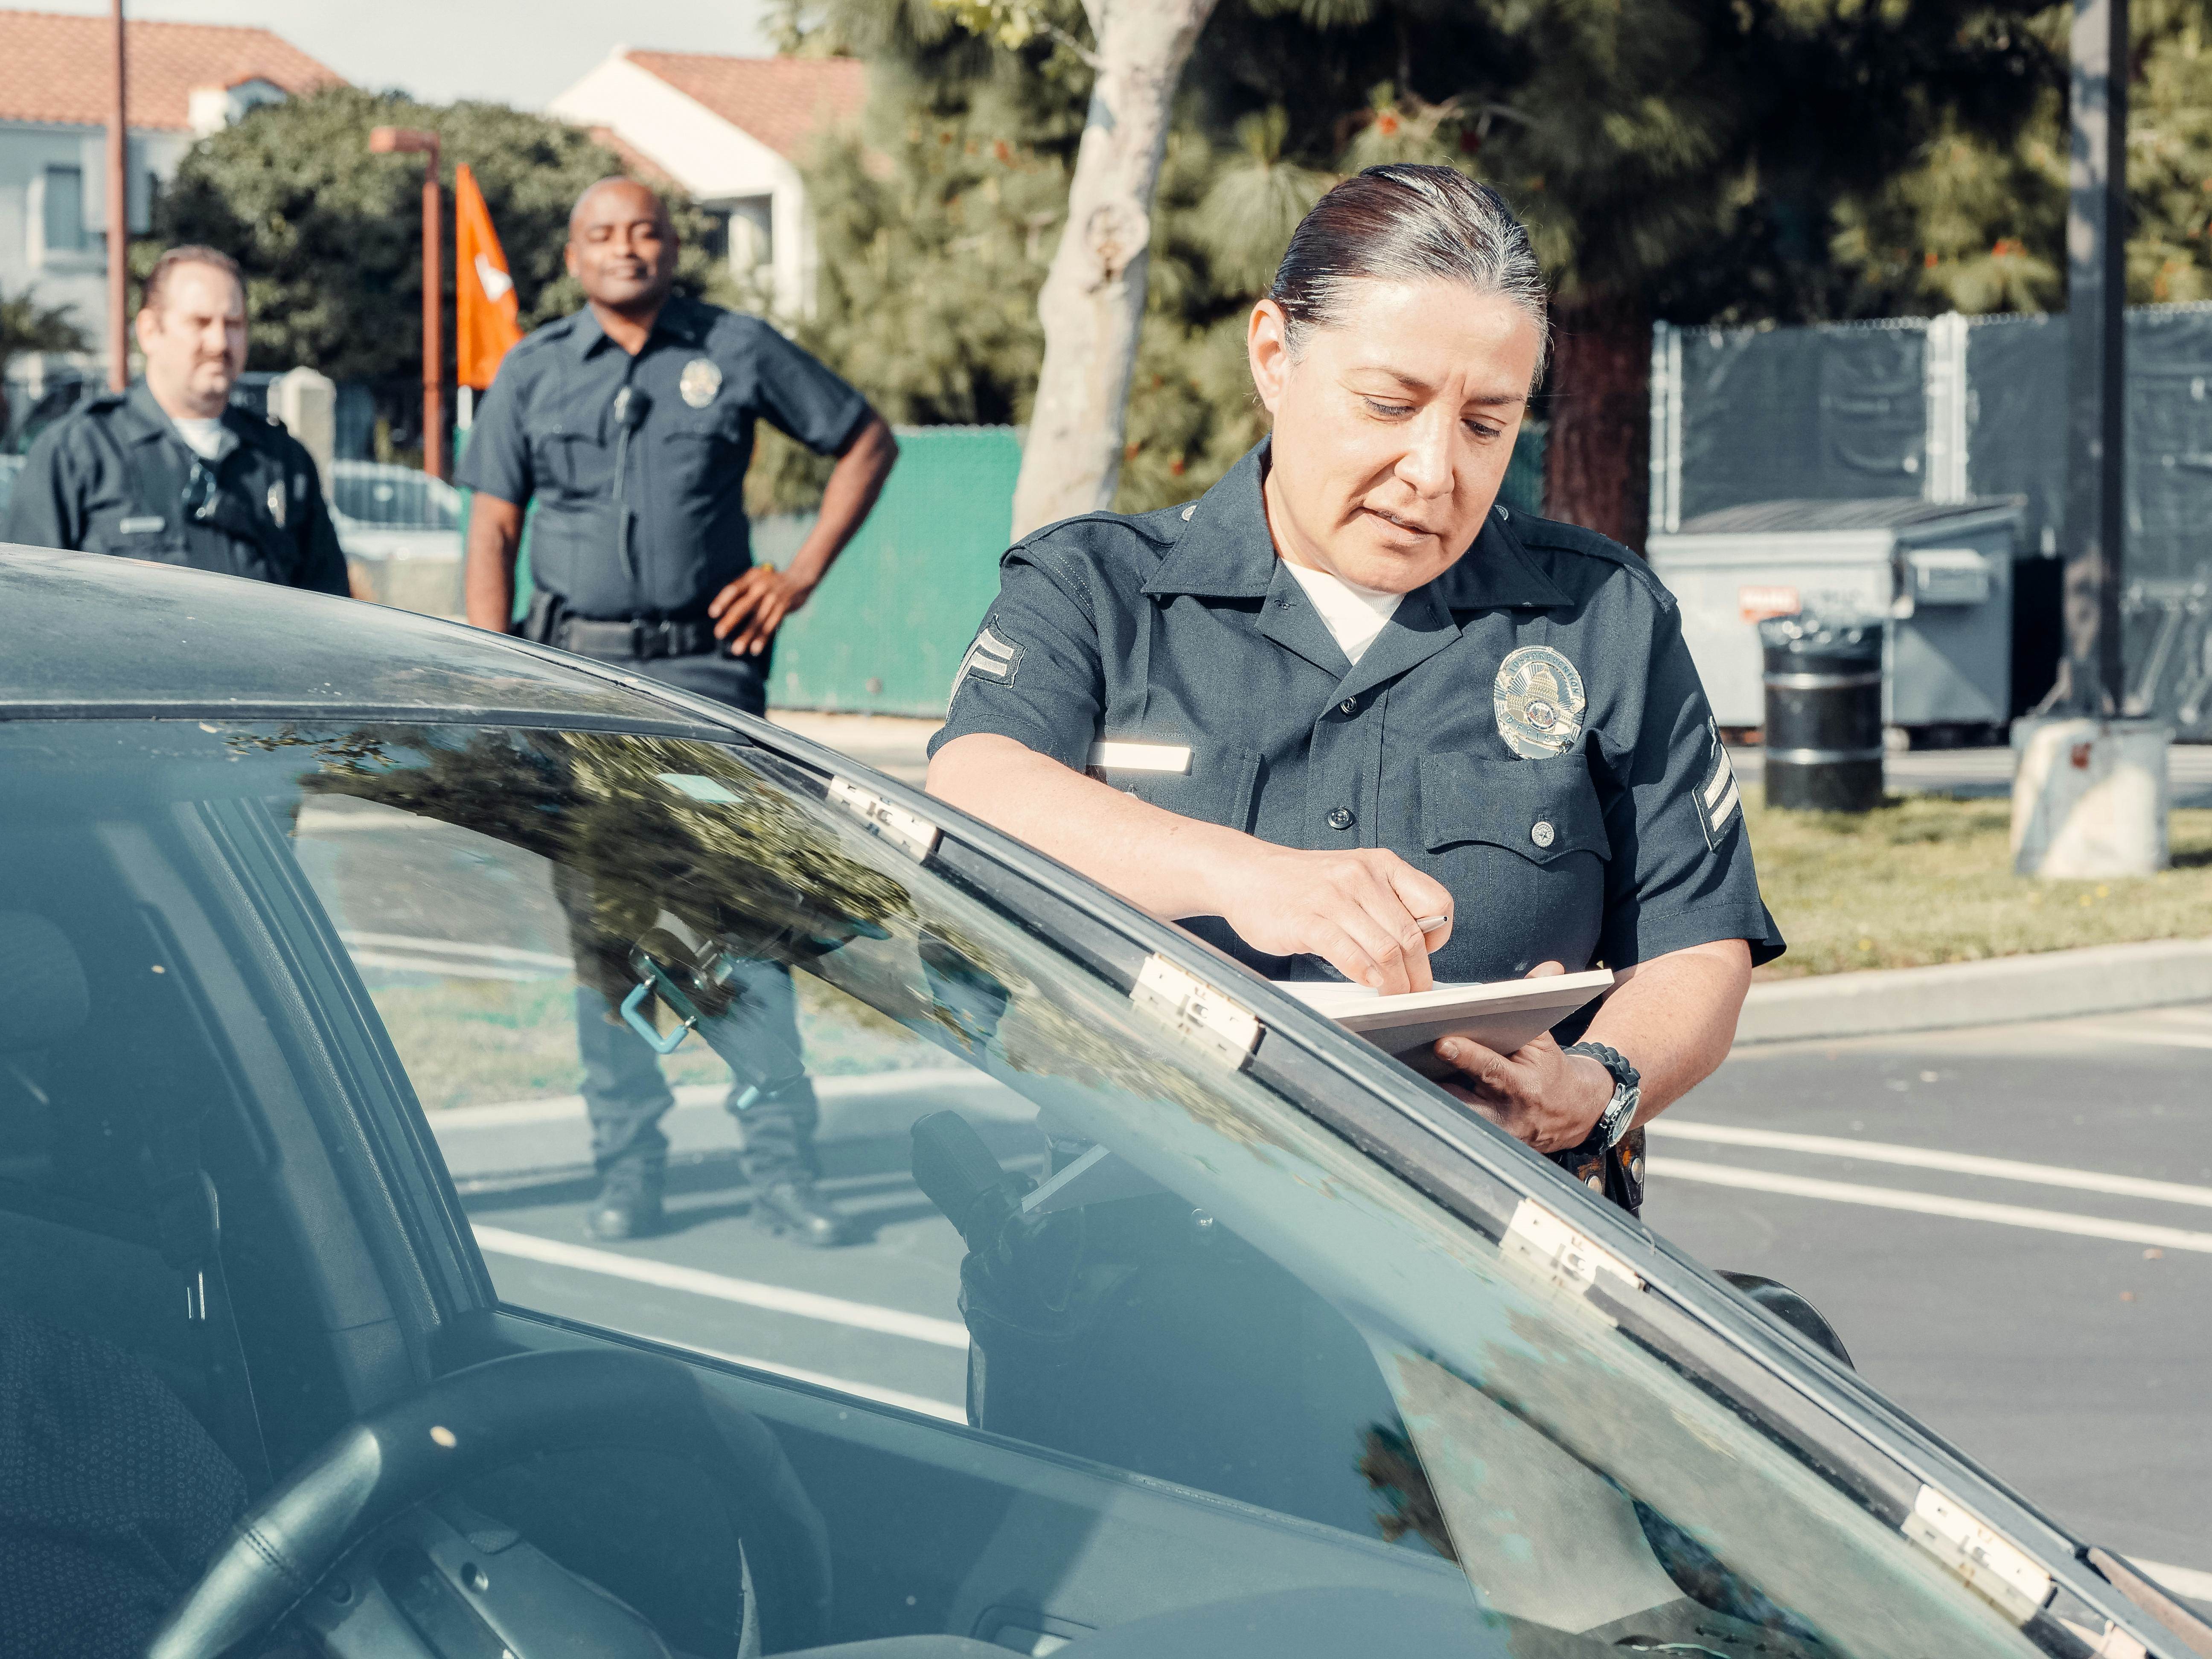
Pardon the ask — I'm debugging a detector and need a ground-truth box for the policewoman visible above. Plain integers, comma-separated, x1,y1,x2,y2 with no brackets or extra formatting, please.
461,177,899,1249
928,165,1783,1199
6,245,349,597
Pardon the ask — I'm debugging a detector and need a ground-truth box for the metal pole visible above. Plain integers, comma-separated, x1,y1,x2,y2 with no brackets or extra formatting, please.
2060,0,2128,713
106,0,128,390
422,139,443,482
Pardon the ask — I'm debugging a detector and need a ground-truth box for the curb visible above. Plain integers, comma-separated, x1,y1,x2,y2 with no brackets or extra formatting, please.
1736,937,2212,1045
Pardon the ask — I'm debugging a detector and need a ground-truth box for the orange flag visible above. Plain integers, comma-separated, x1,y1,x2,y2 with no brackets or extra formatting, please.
455,163,523,390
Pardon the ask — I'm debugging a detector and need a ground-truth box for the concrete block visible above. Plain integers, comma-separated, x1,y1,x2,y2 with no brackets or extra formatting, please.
271,366,337,496
2010,717,2171,877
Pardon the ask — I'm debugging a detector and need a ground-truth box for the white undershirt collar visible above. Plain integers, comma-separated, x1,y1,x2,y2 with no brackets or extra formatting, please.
1278,559,1406,666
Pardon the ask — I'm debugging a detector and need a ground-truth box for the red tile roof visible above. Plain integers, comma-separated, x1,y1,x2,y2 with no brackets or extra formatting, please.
0,9,341,131
621,51,866,160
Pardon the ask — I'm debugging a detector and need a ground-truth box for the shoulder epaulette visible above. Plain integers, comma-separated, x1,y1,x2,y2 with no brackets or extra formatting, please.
1514,513,1676,610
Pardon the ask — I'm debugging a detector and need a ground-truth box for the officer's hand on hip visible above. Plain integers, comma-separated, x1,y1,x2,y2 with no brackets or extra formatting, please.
1432,962,1616,1152
1208,844,1452,996
710,565,816,656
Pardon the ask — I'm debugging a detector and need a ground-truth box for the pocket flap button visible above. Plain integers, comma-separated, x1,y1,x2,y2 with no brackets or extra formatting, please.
1531,820,1556,848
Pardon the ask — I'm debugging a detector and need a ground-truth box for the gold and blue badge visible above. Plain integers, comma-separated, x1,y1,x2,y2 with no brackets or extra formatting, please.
1493,644,1586,759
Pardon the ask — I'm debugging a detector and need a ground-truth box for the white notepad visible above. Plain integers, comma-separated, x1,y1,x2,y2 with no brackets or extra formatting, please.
1275,969,1614,1079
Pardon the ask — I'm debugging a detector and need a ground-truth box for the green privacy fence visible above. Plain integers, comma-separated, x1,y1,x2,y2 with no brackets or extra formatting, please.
756,426,1022,716
489,419,1545,718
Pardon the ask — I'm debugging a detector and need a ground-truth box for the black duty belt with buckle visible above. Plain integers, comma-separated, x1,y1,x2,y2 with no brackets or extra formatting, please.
556,615,720,661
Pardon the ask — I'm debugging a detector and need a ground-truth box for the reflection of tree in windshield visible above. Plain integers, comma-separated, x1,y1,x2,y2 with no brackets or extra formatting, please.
1360,1423,1457,1560
262,721,1297,1157
290,725,917,1007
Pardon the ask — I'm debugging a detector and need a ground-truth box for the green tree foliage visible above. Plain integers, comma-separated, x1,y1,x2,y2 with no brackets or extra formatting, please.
765,0,2064,527
0,285,88,441
143,87,731,392
1837,0,2212,314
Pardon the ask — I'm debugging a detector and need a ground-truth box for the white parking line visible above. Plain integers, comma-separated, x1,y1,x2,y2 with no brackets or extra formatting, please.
2064,1022,2212,1052
693,1345,964,1423
349,951,557,983
1651,1122,2212,1209
1648,1159,2212,1254
473,1225,971,1348
341,931,574,972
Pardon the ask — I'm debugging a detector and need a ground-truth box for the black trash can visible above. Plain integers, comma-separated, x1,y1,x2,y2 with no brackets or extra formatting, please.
1760,614,1884,812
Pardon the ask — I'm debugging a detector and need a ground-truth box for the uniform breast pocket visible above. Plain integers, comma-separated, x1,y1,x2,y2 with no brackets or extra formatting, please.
1418,752,1611,978
1093,739,1260,833
534,432,607,498
89,515,184,564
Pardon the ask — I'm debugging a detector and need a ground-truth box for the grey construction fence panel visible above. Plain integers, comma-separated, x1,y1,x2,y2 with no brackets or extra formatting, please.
1652,306,2212,736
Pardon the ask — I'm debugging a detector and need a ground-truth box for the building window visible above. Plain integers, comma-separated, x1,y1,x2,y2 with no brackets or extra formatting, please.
730,196,773,271
42,166,86,255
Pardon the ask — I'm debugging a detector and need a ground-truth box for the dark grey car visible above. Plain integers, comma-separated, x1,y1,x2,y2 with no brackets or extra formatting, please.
0,547,2200,1659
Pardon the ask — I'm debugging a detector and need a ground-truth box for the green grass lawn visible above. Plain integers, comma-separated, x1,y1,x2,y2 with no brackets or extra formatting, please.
369,972,938,1112
1746,795,2212,978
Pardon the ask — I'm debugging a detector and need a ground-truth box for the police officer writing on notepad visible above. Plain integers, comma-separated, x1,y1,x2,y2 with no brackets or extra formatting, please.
928,166,1784,1206
460,177,898,1246
6,245,349,597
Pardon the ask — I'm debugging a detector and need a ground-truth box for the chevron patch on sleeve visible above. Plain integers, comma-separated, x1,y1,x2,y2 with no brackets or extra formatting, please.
949,624,1024,710
1698,731,1741,850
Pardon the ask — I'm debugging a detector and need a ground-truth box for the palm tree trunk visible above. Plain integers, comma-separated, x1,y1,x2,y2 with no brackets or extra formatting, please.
1010,0,1218,540
1542,289,1650,552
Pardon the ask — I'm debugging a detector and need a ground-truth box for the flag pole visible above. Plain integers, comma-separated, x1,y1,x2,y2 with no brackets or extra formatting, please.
106,0,128,390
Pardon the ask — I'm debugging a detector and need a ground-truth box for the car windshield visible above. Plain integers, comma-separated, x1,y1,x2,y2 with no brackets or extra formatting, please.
0,716,2047,1659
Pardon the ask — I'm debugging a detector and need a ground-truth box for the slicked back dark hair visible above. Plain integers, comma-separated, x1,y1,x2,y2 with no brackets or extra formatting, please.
1267,164,1549,384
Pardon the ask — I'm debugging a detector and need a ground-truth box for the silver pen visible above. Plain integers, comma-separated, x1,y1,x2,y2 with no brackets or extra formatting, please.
1415,914,1449,932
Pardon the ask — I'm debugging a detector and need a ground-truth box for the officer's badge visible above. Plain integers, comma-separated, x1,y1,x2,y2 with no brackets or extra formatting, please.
1493,644,1586,759
679,358,723,409
267,482,286,529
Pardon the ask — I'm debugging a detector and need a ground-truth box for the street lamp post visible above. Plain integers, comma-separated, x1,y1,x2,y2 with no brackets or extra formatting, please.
2012,0,2173,877
369,126,444,481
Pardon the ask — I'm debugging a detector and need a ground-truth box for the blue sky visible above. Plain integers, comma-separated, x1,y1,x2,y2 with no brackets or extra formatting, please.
32,0,777,108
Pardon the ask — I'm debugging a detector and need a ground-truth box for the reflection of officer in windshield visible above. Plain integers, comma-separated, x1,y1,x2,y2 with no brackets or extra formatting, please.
460,179,898,1246
5,246,349,596
929,167,1784,1209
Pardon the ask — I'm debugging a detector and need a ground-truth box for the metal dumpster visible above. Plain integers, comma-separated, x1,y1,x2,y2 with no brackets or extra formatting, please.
1646,498,2028,736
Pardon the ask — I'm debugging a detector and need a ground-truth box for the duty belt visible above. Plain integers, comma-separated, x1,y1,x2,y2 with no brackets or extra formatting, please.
557,615,720,661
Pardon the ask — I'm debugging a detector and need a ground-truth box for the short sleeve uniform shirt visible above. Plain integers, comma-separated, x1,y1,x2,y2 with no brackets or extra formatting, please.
930,439,1785,986
457,294,870,619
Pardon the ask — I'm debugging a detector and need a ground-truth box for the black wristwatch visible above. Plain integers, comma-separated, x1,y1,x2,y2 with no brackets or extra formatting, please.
1563,1041,1641,1154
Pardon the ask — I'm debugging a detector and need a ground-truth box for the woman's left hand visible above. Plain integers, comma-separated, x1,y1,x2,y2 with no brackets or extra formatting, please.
1432,962,1616,1154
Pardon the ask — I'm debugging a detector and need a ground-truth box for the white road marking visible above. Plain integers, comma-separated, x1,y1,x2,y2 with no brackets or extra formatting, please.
1647,1159,2212,1254
436,1068,1014,1130
341,931,573,972
2131,1557,2212,1602
349,951,556,983
2064,1022,2212,1052
473,1225,971,1348
1651,1122,2212,1210
693,1345,964,1423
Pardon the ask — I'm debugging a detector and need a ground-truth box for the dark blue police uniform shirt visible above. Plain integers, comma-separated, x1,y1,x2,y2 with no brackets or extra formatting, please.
457,294,869,619
930,439,1785,986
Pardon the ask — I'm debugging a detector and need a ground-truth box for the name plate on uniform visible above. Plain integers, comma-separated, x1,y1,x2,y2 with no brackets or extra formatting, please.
1087,741,1193,774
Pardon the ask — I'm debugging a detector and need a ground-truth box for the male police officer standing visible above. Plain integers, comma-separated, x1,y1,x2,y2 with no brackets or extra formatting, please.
6,245,349,596
461,177,898,1246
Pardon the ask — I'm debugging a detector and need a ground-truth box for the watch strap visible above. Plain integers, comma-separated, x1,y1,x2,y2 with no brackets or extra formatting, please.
1563,1041,1641,1153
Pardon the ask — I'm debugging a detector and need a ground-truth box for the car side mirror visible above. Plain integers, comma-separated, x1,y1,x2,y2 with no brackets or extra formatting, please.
1717,1271,1854,1369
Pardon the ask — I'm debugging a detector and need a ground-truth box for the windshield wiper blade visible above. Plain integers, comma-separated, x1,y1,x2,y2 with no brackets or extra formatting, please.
2084,1546,2212,1656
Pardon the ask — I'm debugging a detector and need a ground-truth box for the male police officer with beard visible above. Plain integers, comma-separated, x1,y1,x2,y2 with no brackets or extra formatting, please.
6,245,348,596
461,177,898,1246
